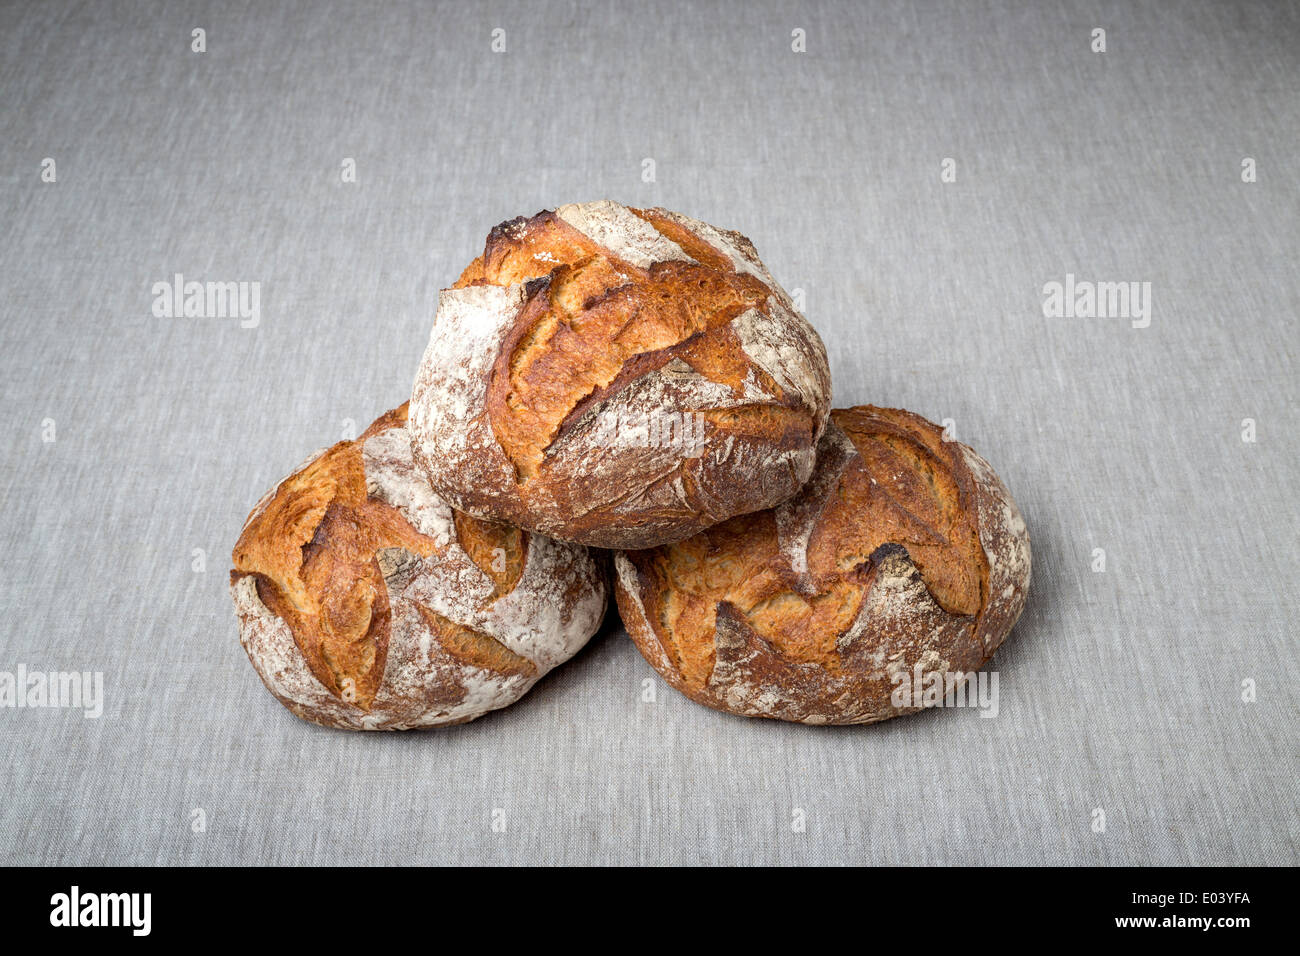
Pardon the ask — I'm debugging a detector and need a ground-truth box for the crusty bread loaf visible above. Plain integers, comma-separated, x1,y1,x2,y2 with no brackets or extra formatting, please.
230,403,608,730
614,406,1030,725
409,200,832,550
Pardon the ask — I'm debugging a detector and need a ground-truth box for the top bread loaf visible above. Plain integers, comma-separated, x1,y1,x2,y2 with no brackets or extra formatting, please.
409,200,832,549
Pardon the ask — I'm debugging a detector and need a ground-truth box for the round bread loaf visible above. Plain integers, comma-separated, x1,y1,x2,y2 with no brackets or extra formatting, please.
614,406,1031,725
409,200,832,550
230,403,608,730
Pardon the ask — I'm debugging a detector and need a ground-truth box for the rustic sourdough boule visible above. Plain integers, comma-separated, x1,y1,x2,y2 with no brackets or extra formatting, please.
408,200,832,549
230,403,608,730
614,406,1031,725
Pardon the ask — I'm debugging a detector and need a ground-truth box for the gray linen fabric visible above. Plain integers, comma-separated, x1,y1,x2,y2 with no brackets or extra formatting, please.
1,0,1296,866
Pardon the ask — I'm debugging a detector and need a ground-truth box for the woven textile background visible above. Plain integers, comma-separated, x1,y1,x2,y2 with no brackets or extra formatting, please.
1,0,1296,866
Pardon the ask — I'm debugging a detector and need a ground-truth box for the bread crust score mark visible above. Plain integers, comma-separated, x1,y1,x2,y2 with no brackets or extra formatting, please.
409,200,833,549
230,402,608,730
614,406,1031,725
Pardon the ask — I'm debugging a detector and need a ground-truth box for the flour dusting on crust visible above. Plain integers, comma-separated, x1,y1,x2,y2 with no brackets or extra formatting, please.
557,200,693,269
648,207,796,310
232,411,608,731
959,444,1031,654
362,426,454,547
408,201,833,549
731,300,831,418
615,408,1031,726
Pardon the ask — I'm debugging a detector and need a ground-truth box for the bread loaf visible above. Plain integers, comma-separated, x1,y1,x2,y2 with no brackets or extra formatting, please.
409,200,832,549
614,406,1030,725
230,403,608,730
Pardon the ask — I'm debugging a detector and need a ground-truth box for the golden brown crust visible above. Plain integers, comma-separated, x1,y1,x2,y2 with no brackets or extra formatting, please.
231,403,432,708
451,509,526,600
614,405,1031,725
481,257,771,481
410,603,537,679
822,406,986,618
409,201,832,549
230,403,608,730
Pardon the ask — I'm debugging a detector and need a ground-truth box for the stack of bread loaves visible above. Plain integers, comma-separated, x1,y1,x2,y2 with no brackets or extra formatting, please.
231,200,1030,729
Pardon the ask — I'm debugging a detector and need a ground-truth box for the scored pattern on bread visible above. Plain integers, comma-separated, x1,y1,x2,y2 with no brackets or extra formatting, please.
410,603,538,679
230,403,608,730
231,406,432,709
410,200,833,549
614,406,1031,725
